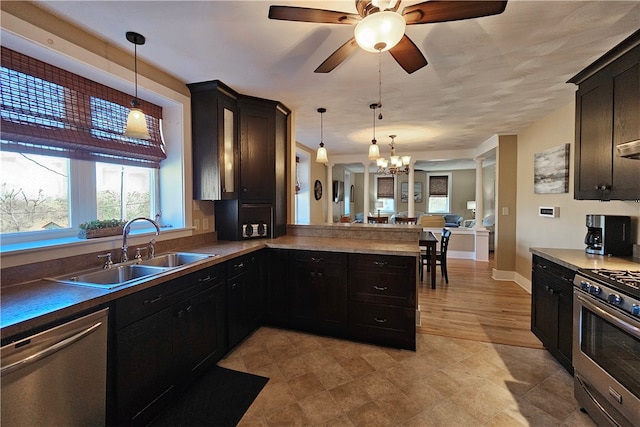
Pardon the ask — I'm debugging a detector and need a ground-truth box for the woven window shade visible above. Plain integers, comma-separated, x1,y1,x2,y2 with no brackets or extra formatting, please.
429,175,448,196
377,177,394,199
0,47,166,168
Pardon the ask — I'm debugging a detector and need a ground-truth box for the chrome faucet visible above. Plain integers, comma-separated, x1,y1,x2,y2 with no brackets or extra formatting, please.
121,217,160,262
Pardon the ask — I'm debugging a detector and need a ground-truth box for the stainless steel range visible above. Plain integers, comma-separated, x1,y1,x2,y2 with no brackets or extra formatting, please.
573,268,640,427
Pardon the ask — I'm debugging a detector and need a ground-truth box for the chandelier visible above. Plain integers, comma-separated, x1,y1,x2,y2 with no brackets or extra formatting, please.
376,135,410,175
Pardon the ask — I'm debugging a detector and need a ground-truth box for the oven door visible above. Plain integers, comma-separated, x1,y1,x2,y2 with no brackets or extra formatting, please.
573,289,640,427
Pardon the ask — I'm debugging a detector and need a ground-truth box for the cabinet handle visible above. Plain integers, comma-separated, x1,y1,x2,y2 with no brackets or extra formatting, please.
310,257,323,263
594,185,611,191
374,317,387,323
199,275,216,283
234,262,244,269
373,261,388,267
373,285,388,291
144,295,163,304
545,285,557,295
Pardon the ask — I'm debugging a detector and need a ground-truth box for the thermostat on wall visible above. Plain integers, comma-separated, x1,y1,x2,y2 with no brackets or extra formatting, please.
539,206,559,217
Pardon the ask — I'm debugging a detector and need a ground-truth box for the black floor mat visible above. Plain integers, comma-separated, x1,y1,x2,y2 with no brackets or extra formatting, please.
150,365,269,427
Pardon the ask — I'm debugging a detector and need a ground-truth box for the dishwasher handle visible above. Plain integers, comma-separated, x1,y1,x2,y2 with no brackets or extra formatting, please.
1,320,103,376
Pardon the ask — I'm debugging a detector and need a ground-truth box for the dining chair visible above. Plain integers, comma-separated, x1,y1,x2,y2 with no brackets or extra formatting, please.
420,228,451,283
367,216,388,224
395,217,417,224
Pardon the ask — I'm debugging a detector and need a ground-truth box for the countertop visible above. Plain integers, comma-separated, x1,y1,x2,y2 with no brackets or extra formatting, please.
530,247,640,271
1,236,418,341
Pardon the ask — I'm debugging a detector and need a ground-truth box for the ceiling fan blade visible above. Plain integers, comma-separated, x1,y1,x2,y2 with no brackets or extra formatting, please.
402,1,508,25
269,6,359,24
389,35,428,74
315,37,360,73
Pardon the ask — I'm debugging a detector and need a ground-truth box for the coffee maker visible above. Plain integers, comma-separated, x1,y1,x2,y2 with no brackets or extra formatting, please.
585,215,632,256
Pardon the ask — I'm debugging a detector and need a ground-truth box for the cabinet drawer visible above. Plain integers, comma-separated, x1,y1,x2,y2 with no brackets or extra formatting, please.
115,265,224,329
349,272,414,307
349,254,412,271
532,256,575,287
349,301,415,350
227,253,254,277
291,250,346,266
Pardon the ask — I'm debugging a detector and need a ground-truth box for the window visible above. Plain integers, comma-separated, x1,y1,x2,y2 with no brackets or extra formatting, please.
0,151,70,233
0,47,162,243
427,173,451,213
96,163,152,220
376,176,395,213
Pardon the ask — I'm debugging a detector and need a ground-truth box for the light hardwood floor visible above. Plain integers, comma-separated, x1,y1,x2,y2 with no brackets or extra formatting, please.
417,254,544,349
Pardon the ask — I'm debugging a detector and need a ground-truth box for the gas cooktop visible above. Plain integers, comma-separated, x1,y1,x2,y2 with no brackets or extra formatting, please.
578,268,640,299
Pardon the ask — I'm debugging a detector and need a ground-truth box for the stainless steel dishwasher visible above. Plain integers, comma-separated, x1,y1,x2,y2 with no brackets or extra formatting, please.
1,308,109,426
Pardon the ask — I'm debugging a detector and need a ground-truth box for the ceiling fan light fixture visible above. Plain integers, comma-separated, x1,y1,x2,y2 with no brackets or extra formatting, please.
354,11,406,53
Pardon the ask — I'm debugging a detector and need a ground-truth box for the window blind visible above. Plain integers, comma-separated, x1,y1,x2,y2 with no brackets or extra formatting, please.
377,177,394,199
429,175,448,196
0,46,166,168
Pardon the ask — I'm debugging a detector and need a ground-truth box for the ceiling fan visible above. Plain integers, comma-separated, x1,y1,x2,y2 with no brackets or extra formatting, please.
269,0,508,74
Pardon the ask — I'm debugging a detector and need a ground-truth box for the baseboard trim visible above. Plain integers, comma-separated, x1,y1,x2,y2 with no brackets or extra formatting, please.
492,268,531,293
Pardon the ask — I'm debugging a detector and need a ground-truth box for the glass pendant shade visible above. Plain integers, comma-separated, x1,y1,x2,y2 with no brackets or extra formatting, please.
124,107,150,139
354,11,406,53
316,145,328,163
401,155,411,165
368,142,380,160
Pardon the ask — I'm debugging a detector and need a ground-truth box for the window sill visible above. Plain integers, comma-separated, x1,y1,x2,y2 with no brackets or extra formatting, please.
1,227,194,269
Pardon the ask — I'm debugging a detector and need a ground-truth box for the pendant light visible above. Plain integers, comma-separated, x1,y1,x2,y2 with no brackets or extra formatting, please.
124,31,151,140
315,108,329,163
368,103,381,160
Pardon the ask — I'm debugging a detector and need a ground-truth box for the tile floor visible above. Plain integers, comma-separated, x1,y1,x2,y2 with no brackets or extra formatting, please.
218,327,597,426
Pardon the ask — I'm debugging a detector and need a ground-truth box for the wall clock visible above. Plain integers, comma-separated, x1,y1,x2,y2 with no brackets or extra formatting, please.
314,180,322,200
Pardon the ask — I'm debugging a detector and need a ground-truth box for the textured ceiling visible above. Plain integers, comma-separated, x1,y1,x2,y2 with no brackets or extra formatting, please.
29,1,640,169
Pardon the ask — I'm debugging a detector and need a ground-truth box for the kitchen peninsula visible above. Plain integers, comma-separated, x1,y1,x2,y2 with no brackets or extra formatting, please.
1,223,420,425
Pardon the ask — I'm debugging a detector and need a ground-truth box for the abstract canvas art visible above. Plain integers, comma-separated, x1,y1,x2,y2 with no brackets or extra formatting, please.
534,144,570,194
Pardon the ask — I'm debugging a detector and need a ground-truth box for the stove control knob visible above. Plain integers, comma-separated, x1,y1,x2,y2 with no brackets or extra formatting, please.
589,285,600,295
632,305,640,317
607,294,622,305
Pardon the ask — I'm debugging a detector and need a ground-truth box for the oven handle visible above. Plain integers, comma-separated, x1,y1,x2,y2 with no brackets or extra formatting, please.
575,292,640,337
575,374,622,427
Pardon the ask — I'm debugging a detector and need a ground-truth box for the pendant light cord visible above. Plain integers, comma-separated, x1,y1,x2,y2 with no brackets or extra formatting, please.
377,51,383,119
134,43,138,100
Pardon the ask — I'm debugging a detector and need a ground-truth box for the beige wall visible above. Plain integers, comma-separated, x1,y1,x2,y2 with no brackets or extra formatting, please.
495,135,518,272
515,101,640,280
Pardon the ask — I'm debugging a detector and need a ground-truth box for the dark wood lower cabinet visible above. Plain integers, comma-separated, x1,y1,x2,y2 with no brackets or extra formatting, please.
265,249,417,350
290,251,348,336
227,252,263,349
110,248,416,425
111,265,226,426
531,255,574,374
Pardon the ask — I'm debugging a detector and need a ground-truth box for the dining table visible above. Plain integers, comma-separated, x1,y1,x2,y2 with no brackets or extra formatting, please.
419,230,439,289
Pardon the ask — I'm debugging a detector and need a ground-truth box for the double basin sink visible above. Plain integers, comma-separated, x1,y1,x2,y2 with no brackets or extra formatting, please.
47,252,217,289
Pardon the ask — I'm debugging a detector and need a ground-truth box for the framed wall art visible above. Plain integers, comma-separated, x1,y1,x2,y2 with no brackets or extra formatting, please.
401,182,423,203
534,144,570,194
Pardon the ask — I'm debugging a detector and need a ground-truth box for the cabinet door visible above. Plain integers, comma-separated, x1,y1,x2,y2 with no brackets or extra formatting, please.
239,100,275,202
116,308,174,425
189,81,238,201
612,60,640,199
531,265,559,349
265,249,290,326
227,271,247,349
173,283,226,376
557,287,573,373
290,251,348,335
574,78,613,199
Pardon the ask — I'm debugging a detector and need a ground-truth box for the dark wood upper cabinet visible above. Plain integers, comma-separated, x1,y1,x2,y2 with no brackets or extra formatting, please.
569,31,640,200
187,80,239,201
